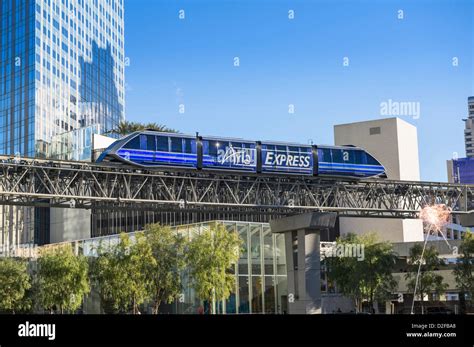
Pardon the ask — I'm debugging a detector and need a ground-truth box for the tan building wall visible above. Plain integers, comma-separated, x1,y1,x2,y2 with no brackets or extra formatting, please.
339,217,423,243
446,160,454,183
335,118,423,242
334,117,420,181
393,270,458,293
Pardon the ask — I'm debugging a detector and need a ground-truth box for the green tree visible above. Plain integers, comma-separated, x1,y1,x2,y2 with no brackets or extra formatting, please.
405,244,448,314
0,257,31,313
37,246,90,314
454,230,474,313
107,120,177,136
187,223,242,314
91,233,155,314
326,233,397,313
144,224,186,314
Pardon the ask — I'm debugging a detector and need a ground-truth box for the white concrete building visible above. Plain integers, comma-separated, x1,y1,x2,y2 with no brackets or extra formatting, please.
334,118,423,242
334,117,420,181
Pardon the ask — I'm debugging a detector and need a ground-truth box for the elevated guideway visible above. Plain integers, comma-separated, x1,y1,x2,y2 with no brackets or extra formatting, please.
0,155,472,219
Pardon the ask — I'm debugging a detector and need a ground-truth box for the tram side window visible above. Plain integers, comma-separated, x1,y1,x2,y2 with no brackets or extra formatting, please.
353,150,363,164
123,136,140,149
318,148,331,162
139,135,148,150
156,136,169,152
288,146,299,155
207,140,219,156
366,153,380,165
147,135,156,151
300,146,311,155
331,149,344,163
171,137,183,153
276,145,286,155
264,144,275,152
184,138,193,153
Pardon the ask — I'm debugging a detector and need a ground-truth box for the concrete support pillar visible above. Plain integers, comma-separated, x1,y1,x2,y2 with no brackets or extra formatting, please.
270,212,337,314
303,230,321,314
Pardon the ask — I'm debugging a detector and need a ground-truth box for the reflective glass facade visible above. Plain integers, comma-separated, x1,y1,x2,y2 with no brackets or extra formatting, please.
38,220,343,314
0,0,125,246
451,157,474,184
50,123,101,160
1,0,125,158
42,221,289,314
0,0,36,156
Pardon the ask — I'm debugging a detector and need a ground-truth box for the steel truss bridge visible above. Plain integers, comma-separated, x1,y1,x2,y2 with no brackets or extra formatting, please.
0,156,472,220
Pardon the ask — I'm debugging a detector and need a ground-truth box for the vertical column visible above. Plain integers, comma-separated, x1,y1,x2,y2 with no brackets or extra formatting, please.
284,231,297,313
303,231,321,314
270,212,337,314
293,229,322,314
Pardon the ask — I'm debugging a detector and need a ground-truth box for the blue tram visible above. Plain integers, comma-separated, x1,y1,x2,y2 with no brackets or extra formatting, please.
96,130,386,178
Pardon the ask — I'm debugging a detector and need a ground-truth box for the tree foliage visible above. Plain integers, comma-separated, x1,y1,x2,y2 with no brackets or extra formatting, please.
91,233,155,314
37,245,90,314
405,244,448,312
454,230,474,311
326,233,397,312
107,121,177,136
144,224,186,314
187,223,242,314
0,257,31,313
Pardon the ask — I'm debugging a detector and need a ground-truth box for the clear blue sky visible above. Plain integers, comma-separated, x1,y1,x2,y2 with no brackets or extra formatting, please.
123,0,474,182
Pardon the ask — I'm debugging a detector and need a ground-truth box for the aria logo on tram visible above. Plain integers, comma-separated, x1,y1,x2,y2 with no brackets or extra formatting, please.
96,130,387,179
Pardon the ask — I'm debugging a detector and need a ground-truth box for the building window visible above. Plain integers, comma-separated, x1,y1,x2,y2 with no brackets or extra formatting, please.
369,127,381,135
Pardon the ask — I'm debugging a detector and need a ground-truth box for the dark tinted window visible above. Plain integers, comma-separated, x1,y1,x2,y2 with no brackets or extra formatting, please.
318,148,331,162
331,149,343,163
147,135,155,151
208,140,219,156
140,135,147,150
184,138,193,153
171,137,183,152
354,150,363,164
123,136,140,149
156,136,169,152
300,147,311,154
231,142,243,149
264,144,275,151
366,153,380,165
276,145,286,153
288,146,299,154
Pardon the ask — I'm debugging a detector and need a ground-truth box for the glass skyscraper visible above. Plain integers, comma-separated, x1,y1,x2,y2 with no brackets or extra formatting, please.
0,0,125,246
1,0,125,157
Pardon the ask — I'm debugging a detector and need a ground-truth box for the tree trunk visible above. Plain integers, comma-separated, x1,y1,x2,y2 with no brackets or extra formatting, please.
459,291,466,314
153,290,161,314
208,295,213,314
153,298,161,314
354,298,360,313
420,292,424,315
